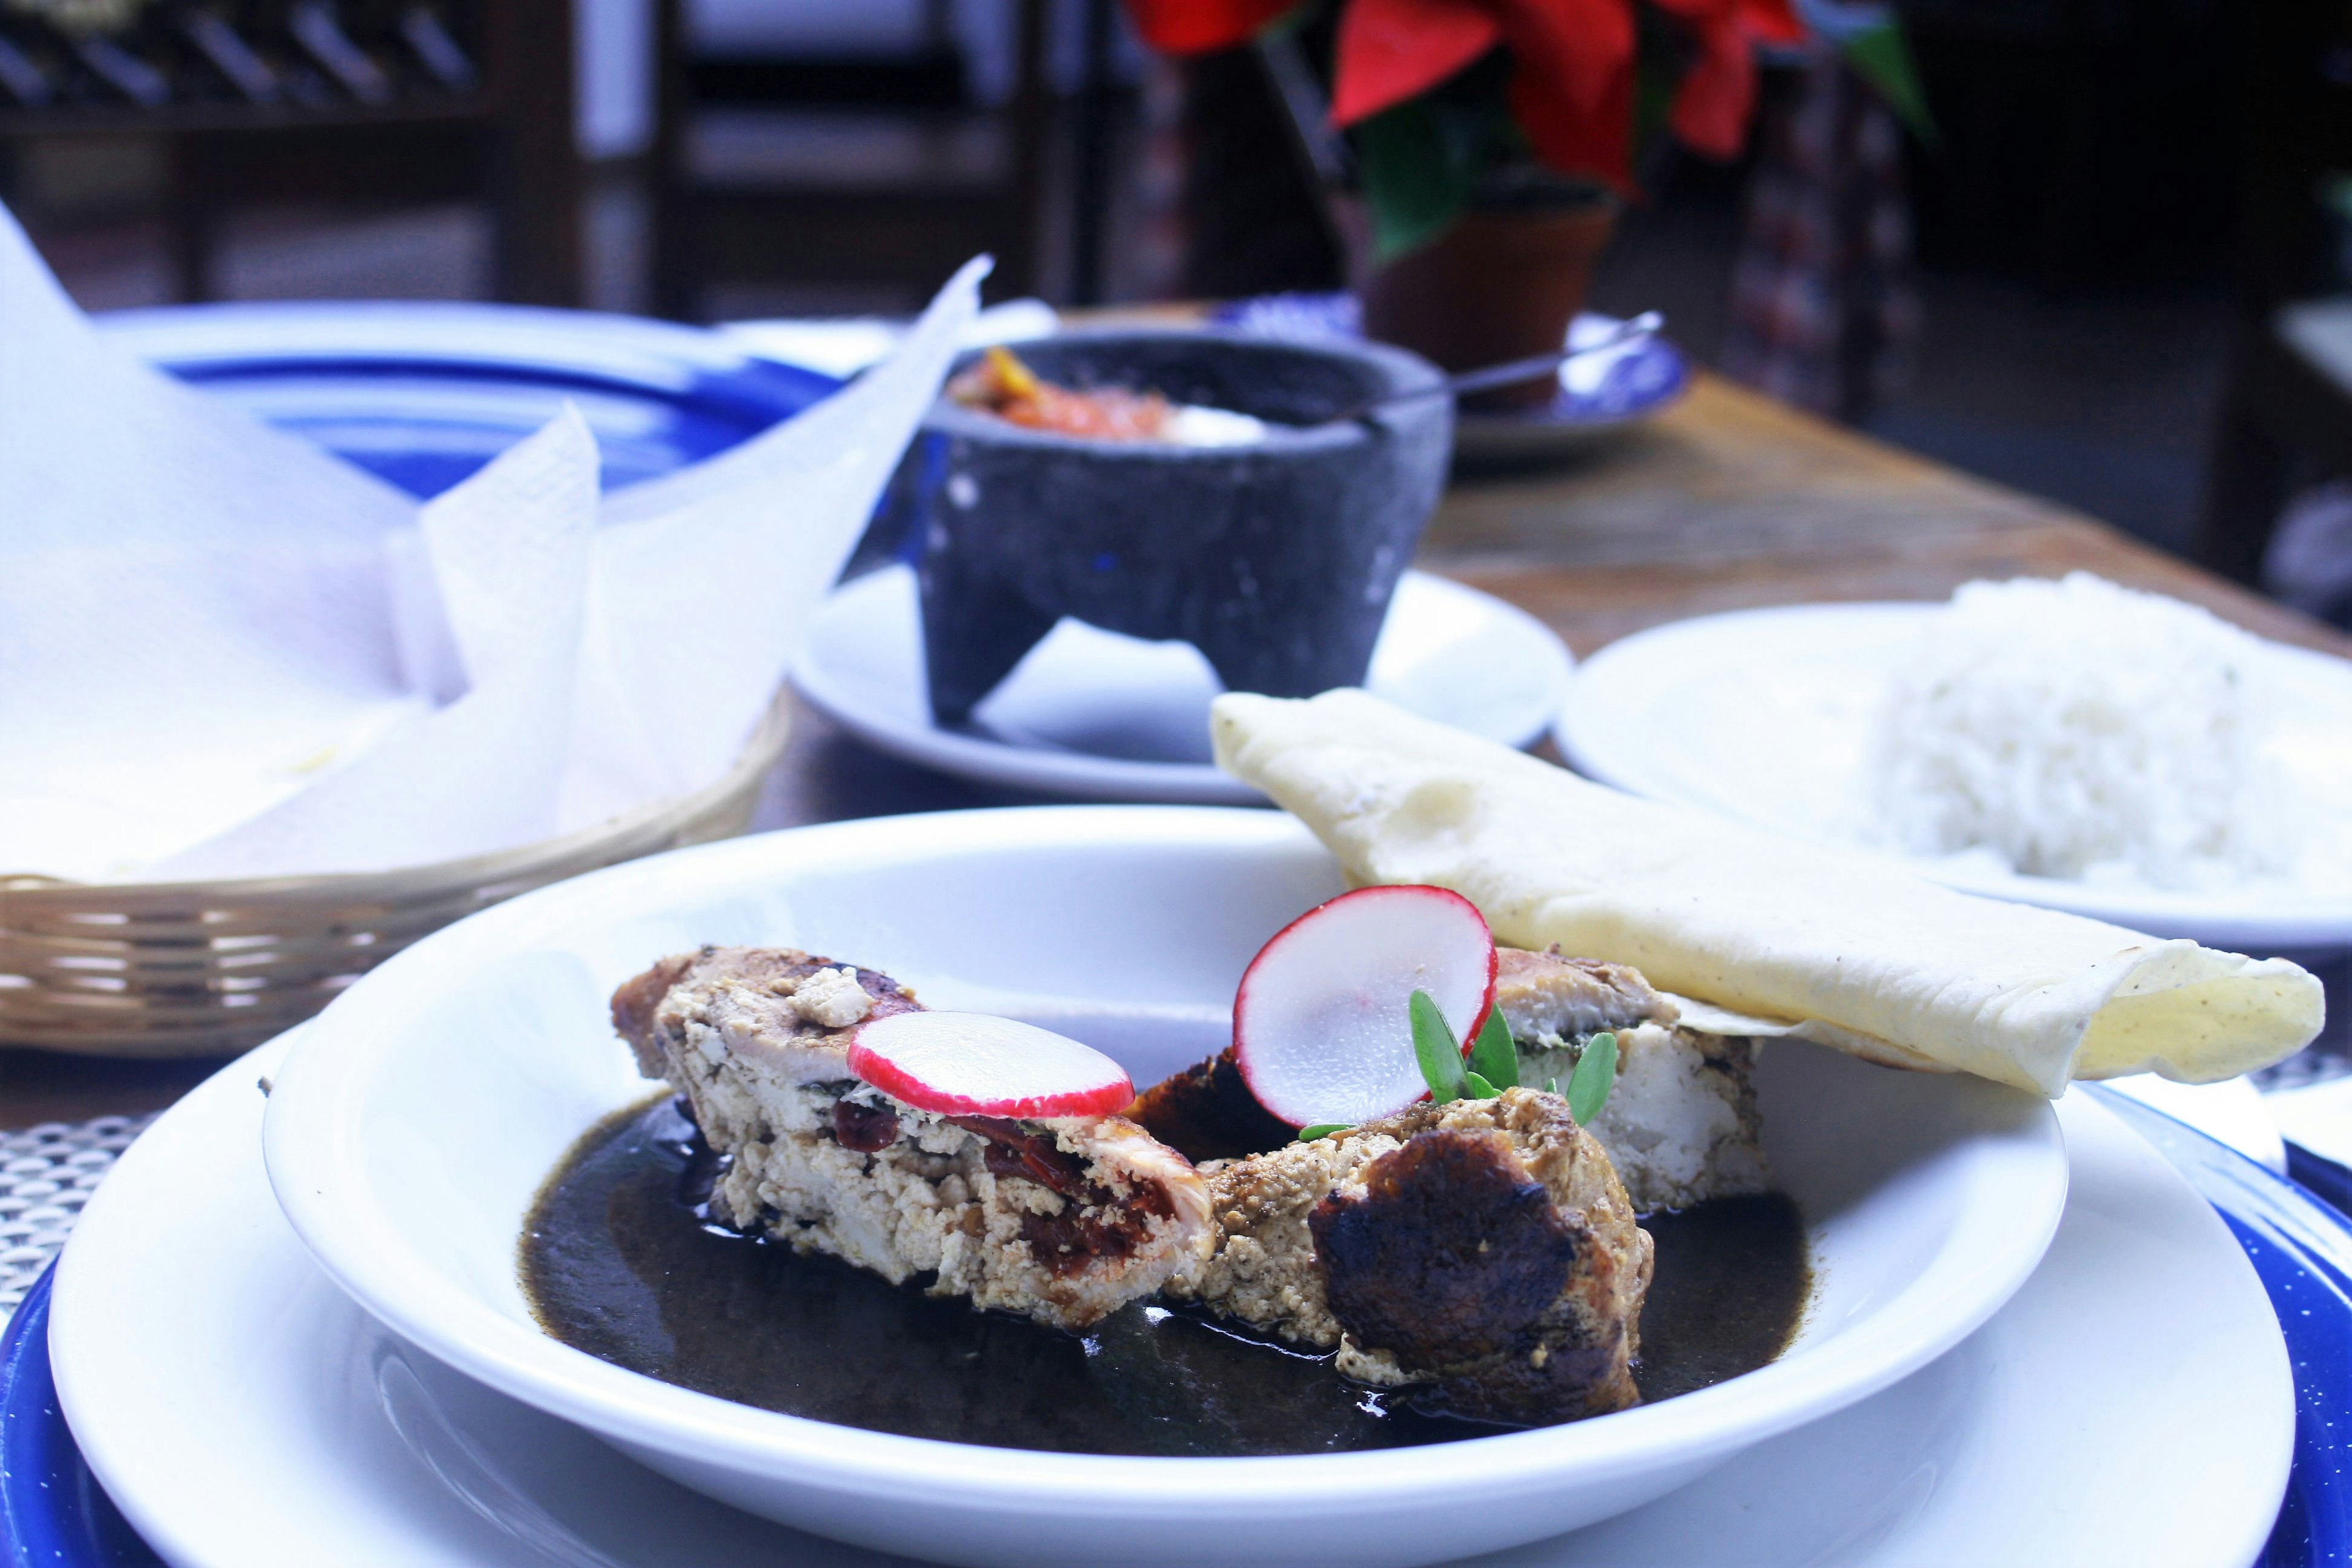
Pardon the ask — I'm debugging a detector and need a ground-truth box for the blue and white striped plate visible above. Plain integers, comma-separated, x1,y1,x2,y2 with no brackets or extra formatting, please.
96,300,841,499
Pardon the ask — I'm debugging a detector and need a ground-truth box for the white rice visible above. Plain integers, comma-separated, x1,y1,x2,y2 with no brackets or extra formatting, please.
1861,573,2292,889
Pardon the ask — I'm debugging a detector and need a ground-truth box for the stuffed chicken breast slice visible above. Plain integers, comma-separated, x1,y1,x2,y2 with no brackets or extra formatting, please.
611,944,1210,1332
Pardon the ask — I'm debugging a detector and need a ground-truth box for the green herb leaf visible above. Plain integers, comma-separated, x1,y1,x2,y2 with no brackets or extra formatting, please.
1463,1069,1498,1098
1468,1009,1518,1090
1409,989,1466,1104
1567,1031,1618,1126
1297,1123,1352,1142
1545,1076,1560,1096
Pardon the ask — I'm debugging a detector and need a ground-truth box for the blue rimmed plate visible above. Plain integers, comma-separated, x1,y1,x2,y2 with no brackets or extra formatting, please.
2086,1088,2352,1567
94,301,842,499
0,1267,153,1568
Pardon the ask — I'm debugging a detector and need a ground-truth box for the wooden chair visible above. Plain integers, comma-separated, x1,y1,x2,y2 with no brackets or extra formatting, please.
0,0,581,306
647,0,1052,319
2193,0,2352,585
2201,303,2352,586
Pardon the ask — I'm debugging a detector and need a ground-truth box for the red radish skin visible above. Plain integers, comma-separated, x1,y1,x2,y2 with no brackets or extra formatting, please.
1231,885,1498,1129
848,1011,1135,1120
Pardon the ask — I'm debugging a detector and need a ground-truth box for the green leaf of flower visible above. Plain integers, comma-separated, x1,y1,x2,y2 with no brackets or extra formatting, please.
1463,1069,1498,1098
1567,1031,1618,1126
1297,1123,1352,1142
1841,21,1938,146
1545,1076,1560,1096
1468,1008,1518,1090
1409,988,1466,1104
1353,97,1480,263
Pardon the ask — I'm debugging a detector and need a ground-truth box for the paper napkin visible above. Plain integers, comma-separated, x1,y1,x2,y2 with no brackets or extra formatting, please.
1,202,984,882
149,407,601,878
1,205,422,880
560,255,990,826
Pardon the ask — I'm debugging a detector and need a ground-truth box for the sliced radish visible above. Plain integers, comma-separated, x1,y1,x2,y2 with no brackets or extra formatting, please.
1232,885,1497,1128
848,1011,1135,1119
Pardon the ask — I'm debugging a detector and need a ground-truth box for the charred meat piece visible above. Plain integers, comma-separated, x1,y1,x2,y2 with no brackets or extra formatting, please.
1314,1128,1640,1422
611,945,1210,1332
1164,1087,1649,1425
1313,1130,1581,1368
1122,1044,1295,1163
1498,946,1767,1213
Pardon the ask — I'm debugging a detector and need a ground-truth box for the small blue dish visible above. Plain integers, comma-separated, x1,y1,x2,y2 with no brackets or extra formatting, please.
94,301,842,500
1212,292,1689,461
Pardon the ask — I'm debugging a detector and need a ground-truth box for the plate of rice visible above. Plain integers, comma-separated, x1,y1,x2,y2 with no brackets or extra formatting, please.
1553,575,2352,951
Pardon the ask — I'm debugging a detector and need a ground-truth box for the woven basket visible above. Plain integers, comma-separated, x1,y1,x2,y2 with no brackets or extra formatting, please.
0,696,792,1059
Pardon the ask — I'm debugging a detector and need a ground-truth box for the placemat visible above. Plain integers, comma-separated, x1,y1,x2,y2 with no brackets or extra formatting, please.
0,1116,154,1327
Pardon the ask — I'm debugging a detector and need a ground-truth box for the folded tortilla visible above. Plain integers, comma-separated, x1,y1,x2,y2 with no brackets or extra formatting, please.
1212,689,2323,1097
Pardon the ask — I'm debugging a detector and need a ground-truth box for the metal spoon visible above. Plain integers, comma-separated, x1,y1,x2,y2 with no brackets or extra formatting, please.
1327,311,1665,424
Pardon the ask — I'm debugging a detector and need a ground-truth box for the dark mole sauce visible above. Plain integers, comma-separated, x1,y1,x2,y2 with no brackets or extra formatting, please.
520,1096,1811,1457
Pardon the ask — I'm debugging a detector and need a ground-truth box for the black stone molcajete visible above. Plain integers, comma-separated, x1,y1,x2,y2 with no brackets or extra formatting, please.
913,331,1452,728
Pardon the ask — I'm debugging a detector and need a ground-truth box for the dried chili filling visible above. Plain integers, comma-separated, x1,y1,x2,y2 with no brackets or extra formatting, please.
1019,1180,1178,1274
831,1099,902,1153
951,1114,1176,1275
950,1115,1095,1198
816,1100,1176,1273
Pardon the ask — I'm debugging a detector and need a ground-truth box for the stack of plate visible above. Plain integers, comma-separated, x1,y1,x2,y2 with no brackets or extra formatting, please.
6,805,2347,1566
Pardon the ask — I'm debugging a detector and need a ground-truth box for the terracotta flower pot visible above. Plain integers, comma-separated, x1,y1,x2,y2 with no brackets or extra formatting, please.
1360,202,1619,410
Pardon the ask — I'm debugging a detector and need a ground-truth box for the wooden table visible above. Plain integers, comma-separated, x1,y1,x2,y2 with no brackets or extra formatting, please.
9,370,2346,1129
1425,373,2352,660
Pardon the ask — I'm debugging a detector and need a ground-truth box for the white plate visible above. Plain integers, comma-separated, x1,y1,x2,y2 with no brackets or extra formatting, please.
1556,601,2352,951
257,806,2065,1568
791,567,1572,802
56,1023,2286,1567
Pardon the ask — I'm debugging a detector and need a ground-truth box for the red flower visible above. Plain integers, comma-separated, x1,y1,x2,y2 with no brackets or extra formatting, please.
1325,0,1506,127
1330,0,1637,189
1123,0,1296,55
1121,0,1797,189
1649,0,1803,158
1504,28,1637,190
